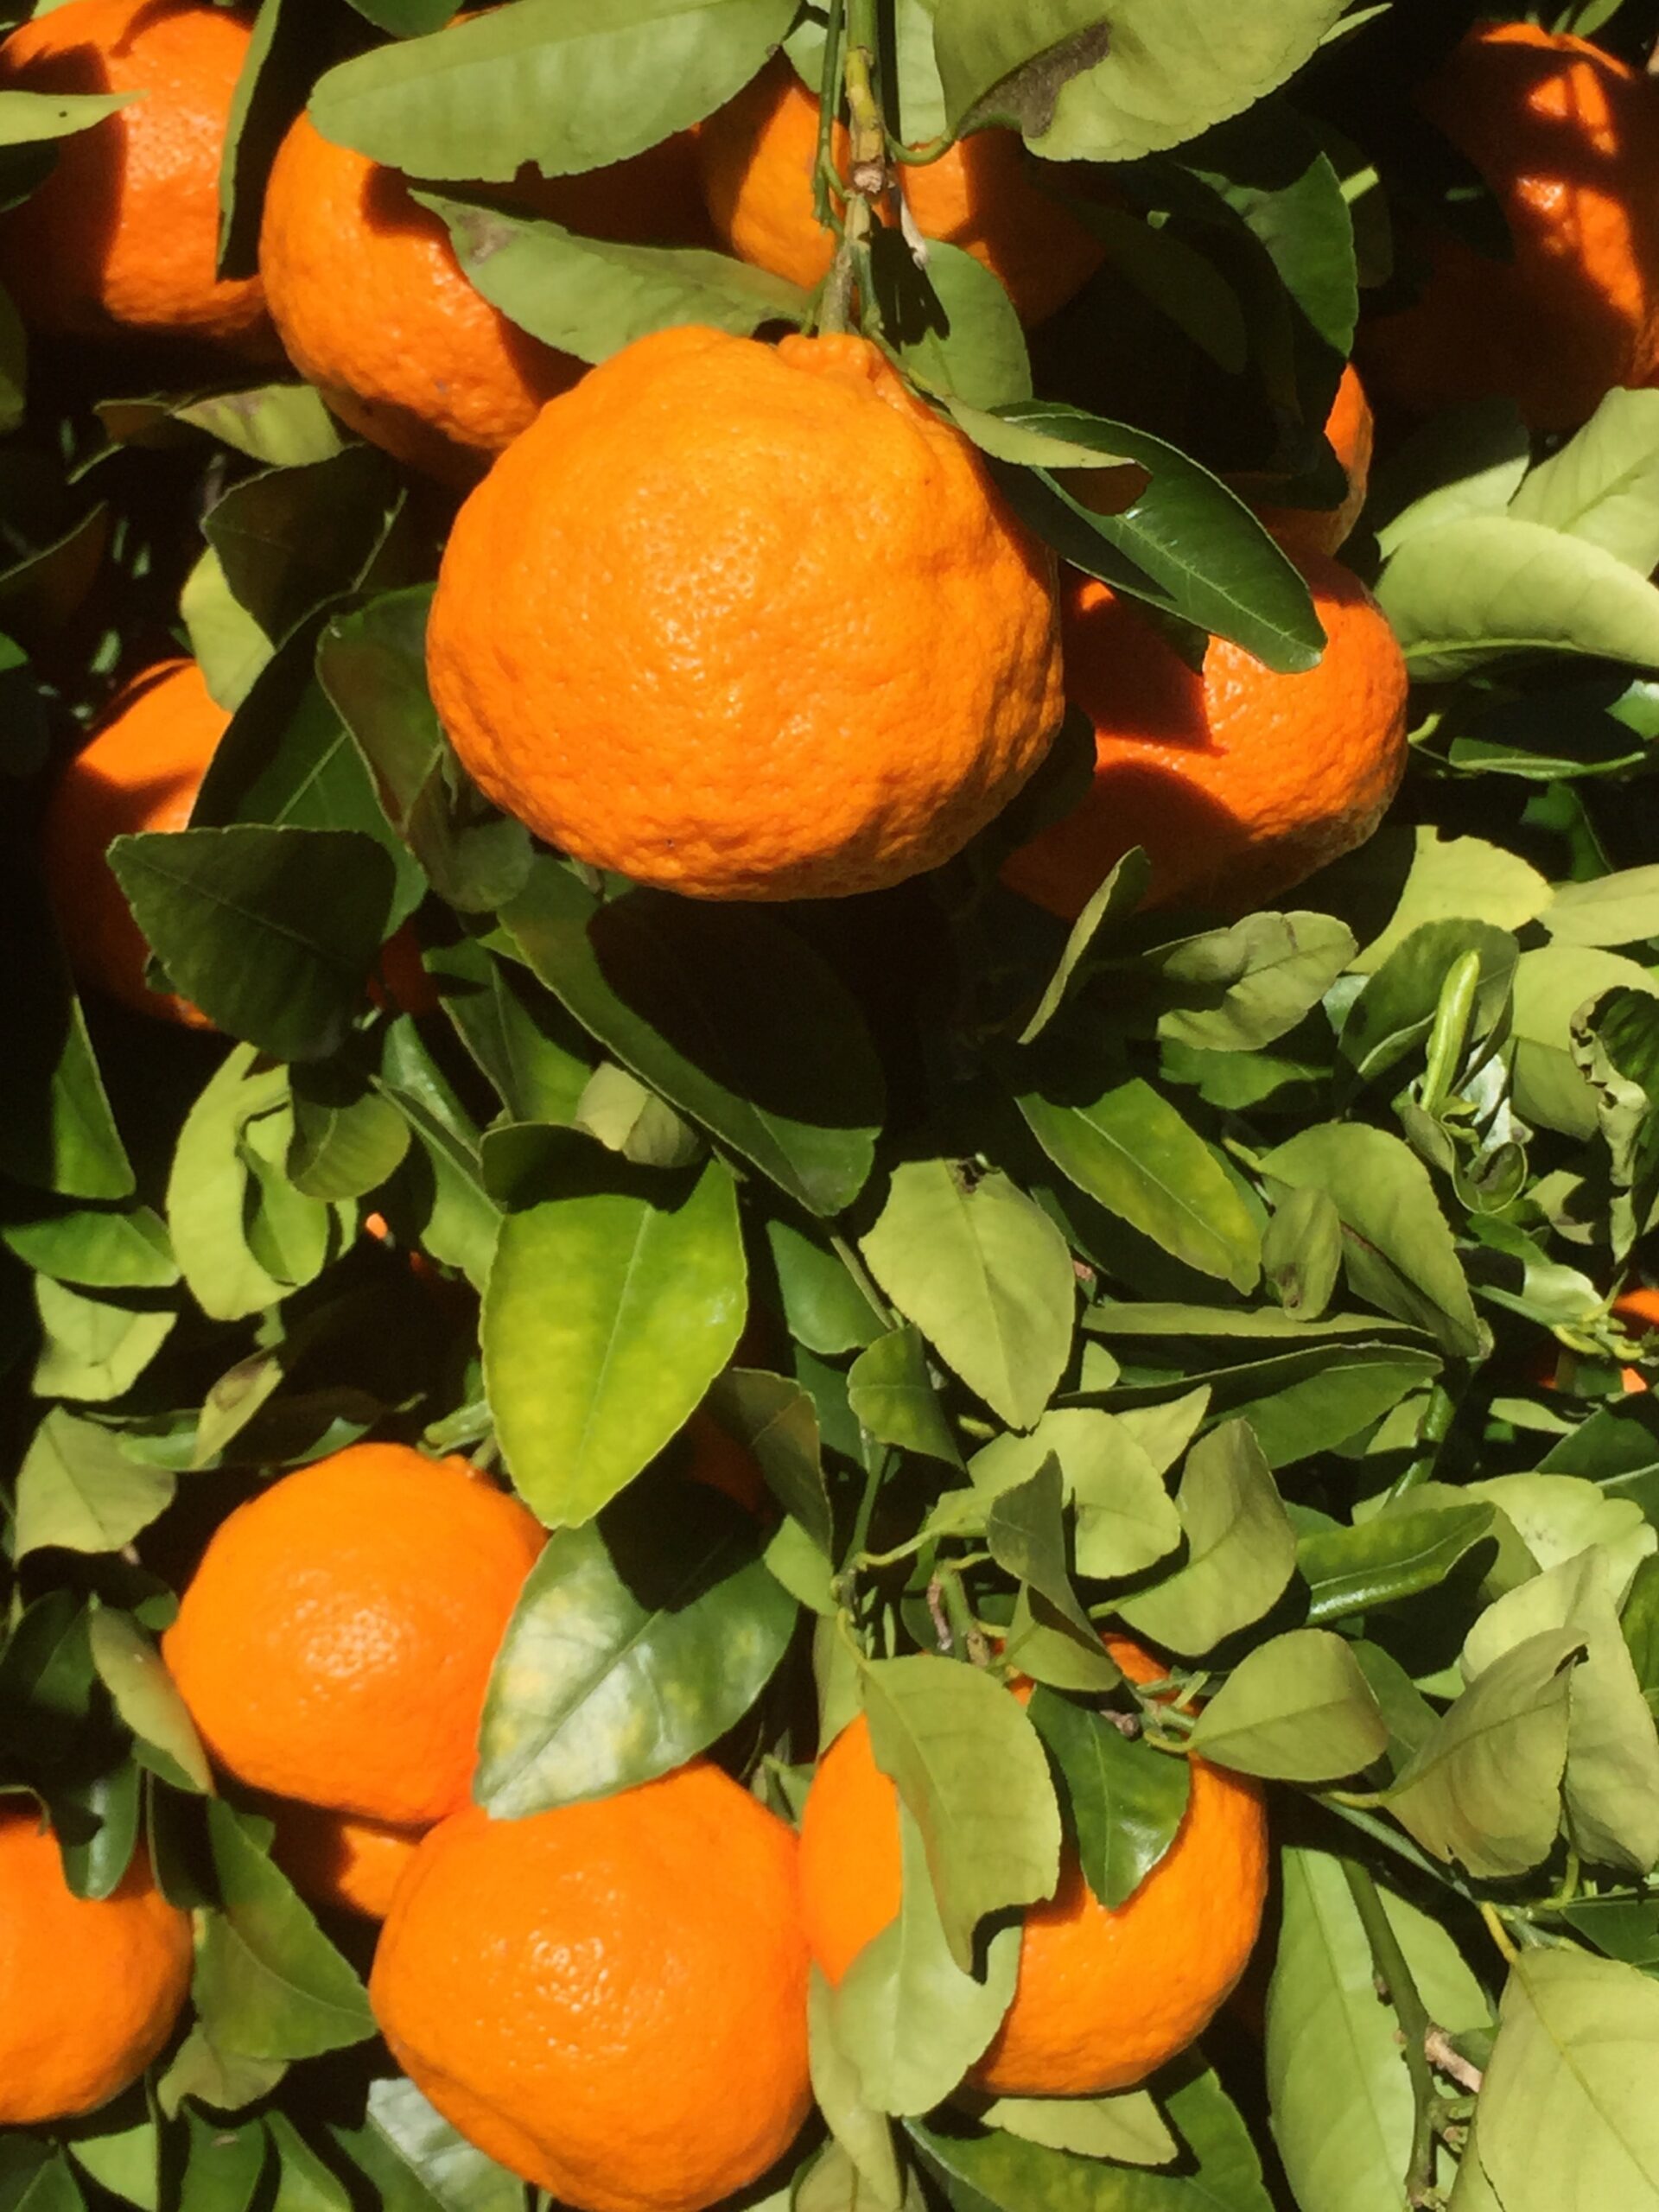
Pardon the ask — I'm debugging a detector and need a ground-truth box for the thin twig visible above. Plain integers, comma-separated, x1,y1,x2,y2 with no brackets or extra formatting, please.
1425,2027,1484,2096
1343,1861,1441,2209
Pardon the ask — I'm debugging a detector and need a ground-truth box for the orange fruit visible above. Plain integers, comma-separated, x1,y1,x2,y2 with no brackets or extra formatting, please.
260,114,707,480
0,1805,193,2124
44,658,226,1027
698,55,1104,324
267,1798,424,1921
370,1761,812,2212
1001,550,1409,918
1360,22,1659,430
1247,362,1375,561
427,324,1064,900
798,1638,1268,2095
163,1443,543,1826
0,0,271,352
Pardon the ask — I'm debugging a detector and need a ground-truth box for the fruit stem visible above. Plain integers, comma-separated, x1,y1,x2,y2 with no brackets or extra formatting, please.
1343,1860,1441,2207
811,0,847,233
819,0,889,334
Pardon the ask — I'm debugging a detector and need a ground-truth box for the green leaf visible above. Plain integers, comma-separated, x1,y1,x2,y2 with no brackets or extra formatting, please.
1267,1847,1493,2212
1350,828,1552,975
1152,912,1357,1055
1512,944,1659,1141
1261,1184,1342,1320
806,1968,906,2210
1386,1628,1582,1878
860,1161,1074,1432
1116,1420,1297,1656
764,1217,883,1357
1226,1344,1442,1472
1478,1948,1659,2212
108,825,396,1062
1027,1686,1191,1909
860,1654,1061,1972
168,1048,327,1323
474,1476,794,1812
979,2092,1176,2166
484,1141,746,1526
3,1202,177,1291
288,1063,410,1202
909,2059,1274,2209
194,1802,375,2061
831,1804,1020,2117
985,1455,1092,1635
308,0,796,177
504,862,884,1217
317,589,531,915
1260,1123,1485,1358
365,2079,524,2212
0,89,133,143
175,384,344,469
1462,1549,1659,1877
1337,920,1518,1095
704,1367,833,1551
1375,515,1659,680
1546,867,1659,950
0,2148,88,2212
86,1608,213,1796
420,194,808,360
934,0,1344,162
0,900,132,1200
971,1408,1182,1580
1298,1504,1498,1625
1508,387,1659,574
33,1280,176,1404
13,1410,174,1559
201,449,404,652
879,238,1034,412
995,404,1323,669
1018,1075,1262,1294
264,2114,350,2212
1189,1630,1388,1781
849,1325,965,1469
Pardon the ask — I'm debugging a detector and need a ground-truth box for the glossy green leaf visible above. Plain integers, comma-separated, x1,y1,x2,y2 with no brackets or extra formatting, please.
108,825,396,1062
32,1279,175,1404
3,1202,176,1291
849,1325,965,1469
1152,912,1356,1055
861,1654,1061,1971
422,194,807,359
505,863,883,1217
1027,1685,1191,1908
704,1366,832,1551
194,1802,375,2060
309,0,796,177
807,1968,906,2209
984,1455,1092,1635
86,1608,213,1796
13,1410,175,1560
980,2092,1176,2166
484,1142,746,1525
365,2080,524,2212
971,1408,1182,1580
1261,1184,1342,1321
1189,1630,1388,1781
475,1476,794,1812
1546,867,1659,950
1116,1420,1297,1656
1298,1503,1497,1625
1018,1075,1261,1293
860,1161,1074,1432
1508,387,1659,574
764,1217,883,1357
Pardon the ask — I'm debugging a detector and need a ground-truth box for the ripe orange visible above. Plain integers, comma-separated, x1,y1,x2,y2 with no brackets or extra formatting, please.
1001,550,1409,918
163,1443,543,1827
1360,22,1659,429
371,1761,812,2212
799,1639,1268,2095
0,1806,193,2124
1247,362,1374,561
44,658,226,1027
260,114,707,480
0,0,271,352
267,1798,424,1921
698,55,1104,324
427,324,1064,899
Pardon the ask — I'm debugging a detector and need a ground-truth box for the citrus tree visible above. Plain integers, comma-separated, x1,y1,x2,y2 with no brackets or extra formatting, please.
3,2,1659,2209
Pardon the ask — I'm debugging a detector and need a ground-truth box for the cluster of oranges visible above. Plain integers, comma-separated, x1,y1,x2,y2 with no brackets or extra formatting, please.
7,0,1659,2203
0,1434,1268,2212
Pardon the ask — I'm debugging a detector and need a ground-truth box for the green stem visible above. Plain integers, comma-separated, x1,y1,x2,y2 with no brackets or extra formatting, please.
842,1445,892,1573
1386,1376,1459,1503
830,1230,893,1332
811,0,847,231
1317,1795,1472,1897
820,2,887,334
1344,1862,1441,2209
